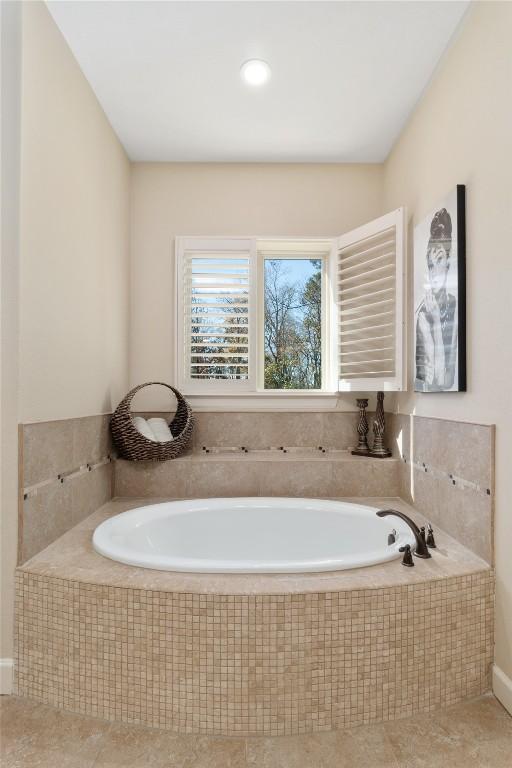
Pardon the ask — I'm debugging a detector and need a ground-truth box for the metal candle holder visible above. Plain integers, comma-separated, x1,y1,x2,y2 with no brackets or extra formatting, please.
351,399,370,456
369,391,392,458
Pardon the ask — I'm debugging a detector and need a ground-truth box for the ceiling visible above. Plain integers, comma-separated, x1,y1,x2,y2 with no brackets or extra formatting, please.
46,1,469,163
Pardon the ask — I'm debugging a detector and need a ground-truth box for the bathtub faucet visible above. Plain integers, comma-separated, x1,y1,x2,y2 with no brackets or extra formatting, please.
376,509,432,559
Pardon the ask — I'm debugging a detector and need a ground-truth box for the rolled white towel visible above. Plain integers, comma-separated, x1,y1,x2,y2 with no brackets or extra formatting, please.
132,416,158,442
147,417,174,443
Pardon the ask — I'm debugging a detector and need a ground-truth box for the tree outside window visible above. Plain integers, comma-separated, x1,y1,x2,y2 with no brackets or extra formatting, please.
264,259,322,389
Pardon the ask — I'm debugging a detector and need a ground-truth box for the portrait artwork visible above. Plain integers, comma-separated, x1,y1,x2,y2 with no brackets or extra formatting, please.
414,185,466,392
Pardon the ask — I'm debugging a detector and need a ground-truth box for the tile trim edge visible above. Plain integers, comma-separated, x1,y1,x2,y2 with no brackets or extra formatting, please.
493,664,512,716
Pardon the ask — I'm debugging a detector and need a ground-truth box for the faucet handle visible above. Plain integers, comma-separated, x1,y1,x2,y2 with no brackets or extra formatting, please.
399,545,414,567
426,524,437,549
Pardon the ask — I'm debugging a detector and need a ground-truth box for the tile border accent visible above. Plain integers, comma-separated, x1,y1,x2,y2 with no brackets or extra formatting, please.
400,456,492,498
22,455,114,499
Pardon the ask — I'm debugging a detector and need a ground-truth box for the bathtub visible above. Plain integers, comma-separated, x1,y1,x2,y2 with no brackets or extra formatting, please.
92,497,415,573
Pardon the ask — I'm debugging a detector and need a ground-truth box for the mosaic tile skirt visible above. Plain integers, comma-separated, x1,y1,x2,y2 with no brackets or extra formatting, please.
14,570,494,736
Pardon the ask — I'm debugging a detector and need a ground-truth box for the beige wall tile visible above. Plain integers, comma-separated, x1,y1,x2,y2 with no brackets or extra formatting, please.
387,413,411,461
190,412,374,451
21,483,73,562
413,416,494,490
114,457,400,499
181,460,261,498
72,415,113,467
412,469,492,564
322,411,373,452
331,459,399,497
255,460,337,497
22,419,75,487
388,414,494,563
71,464,113,527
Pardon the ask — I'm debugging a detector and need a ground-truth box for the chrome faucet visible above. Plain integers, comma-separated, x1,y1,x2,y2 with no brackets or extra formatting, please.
376,509,432,559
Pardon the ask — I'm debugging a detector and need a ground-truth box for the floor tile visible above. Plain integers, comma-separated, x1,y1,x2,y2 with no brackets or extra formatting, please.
91,723,247,768
1,694,511,768
0,696,107,768
384,695,512,768
246,725,400,768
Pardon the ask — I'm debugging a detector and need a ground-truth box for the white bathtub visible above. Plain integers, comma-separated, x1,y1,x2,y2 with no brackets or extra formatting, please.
92,498,416,573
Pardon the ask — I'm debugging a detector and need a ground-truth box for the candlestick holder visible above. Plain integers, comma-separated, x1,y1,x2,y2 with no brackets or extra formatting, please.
352,399,370,456
369,391,392,458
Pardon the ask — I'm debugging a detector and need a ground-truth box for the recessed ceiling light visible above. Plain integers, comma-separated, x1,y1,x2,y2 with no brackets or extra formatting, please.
240,59,271,87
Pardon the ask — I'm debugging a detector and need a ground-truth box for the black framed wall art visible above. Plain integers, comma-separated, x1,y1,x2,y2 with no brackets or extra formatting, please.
413,185,466,392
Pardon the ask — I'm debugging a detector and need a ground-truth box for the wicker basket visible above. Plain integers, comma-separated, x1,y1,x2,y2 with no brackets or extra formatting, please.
110,382,193,461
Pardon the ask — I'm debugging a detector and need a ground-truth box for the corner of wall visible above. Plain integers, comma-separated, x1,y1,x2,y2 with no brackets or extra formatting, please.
1,0,22,668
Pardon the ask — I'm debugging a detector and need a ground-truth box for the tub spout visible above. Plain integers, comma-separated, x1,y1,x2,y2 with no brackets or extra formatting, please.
376,509,432,559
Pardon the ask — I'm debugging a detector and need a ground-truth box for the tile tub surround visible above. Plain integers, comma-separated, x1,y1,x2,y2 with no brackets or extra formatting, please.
17,411,495,564
388,414,494,564
19,415,114,563
114,452,400,499
16,409,390,564
14,498,494,736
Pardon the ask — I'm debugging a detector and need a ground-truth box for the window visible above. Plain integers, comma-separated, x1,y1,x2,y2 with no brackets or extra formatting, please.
257,240,330,391
176,238,256,392
176,209,405,396
263,257,323,390
334,208,405,392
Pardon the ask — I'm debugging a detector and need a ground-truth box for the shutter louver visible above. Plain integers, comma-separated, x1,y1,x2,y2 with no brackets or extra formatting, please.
335,209,405,392
176,238,256,391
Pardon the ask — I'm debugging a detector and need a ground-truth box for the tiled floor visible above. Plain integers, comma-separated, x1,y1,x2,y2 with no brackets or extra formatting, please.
1,694,511,768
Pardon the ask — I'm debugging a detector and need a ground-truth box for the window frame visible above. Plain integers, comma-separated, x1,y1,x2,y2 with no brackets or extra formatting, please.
175,213,405,399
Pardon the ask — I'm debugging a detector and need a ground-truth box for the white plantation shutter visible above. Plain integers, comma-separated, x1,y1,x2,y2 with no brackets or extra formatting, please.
176,238,257,392
334,208,406,392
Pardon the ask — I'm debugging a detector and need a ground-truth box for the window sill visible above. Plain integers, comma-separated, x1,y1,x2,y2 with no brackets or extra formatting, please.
184,390,338,397
183,391,354,412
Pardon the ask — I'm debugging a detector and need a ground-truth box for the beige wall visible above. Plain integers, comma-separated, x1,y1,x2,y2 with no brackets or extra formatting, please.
130,162,384,409
19,1,131,423
384,2,512,679
1,0,22,677
1,1,130,667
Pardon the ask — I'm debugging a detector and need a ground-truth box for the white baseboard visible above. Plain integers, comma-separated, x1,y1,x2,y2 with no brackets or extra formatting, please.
493,663,512,715
0,659,13,694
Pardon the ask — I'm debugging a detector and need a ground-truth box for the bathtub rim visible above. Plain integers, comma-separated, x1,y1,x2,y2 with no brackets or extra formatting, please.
17,496,492,596
91,497,417,574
